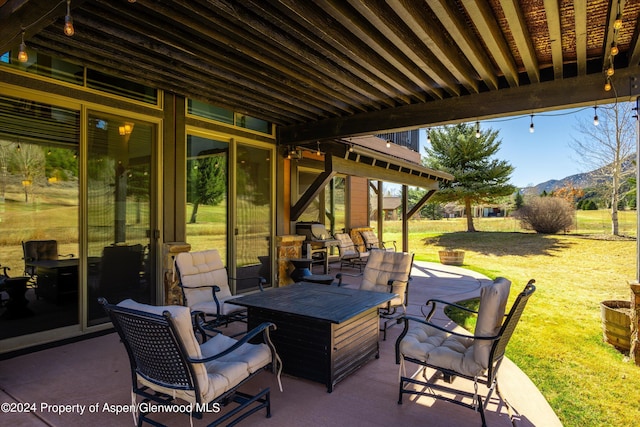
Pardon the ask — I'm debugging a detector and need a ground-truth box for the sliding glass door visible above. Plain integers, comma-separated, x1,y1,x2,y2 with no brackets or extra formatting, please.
86,112,156,325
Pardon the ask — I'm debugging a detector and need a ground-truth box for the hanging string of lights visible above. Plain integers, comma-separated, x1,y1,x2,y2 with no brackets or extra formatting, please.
15,0,76,64
604,1,623,92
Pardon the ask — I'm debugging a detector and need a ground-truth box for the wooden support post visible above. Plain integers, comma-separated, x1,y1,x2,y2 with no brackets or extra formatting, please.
630,282,640,366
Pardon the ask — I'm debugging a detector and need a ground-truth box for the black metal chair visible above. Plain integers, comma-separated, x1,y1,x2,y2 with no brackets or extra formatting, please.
360,229,396,252
337,250,414,340
22,239,73,289
395,278,536,427
100,297,280,427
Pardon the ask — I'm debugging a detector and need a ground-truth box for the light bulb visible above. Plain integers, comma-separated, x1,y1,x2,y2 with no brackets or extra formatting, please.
529,115,535,133
426,129,431,143
386,140,391,148
611,43,619,56
475,121,480,138
18,31,28,63
604,80,612,91
593,115,599,126
316,141,321,156
64,1,74,36
606,65,615,77
613,14,623,30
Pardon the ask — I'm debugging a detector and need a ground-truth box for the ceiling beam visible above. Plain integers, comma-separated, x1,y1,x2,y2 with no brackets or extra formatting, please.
574,0,588,76
429,0,499,91
462,0,519,87
386,0,480,94
280,65,640,143
543,0,562,79
500,0,539,83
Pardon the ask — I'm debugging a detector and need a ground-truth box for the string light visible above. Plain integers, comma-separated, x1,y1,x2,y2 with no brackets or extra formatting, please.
606,64,615,77
475,121,480,138
529,115,535,133
64,0,74,36
316,141,321,156
613,13,623,30
426,128,431,143
386,140,391,148
593,106,599,126
610,42,619,56
604,78,612,91
18,30,28,63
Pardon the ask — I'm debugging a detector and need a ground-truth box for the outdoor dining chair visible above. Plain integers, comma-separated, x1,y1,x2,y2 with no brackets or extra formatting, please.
175,249,263,335
337,249,414,340
21,239,74,290
333,232,369,271
99,297,280,427
395,278,536,427
360,229,396,252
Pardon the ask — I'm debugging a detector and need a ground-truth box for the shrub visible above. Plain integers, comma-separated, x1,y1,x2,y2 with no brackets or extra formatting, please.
516,197,575,234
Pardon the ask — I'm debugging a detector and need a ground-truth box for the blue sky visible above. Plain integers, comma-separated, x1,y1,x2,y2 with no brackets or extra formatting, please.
418,106,601,188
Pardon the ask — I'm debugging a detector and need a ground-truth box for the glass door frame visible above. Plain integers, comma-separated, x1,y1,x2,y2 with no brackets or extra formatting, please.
185,127,275,293
81,105,163,331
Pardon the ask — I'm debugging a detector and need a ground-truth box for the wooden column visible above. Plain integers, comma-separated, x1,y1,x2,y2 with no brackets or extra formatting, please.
630,282,640,366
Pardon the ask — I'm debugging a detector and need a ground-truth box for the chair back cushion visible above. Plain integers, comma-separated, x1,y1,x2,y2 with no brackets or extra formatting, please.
116,299,209,397
473,277,511,367
334,233,358,257
176,250,231,307
23,240,59,261
360,230,380,249
361,250,413,305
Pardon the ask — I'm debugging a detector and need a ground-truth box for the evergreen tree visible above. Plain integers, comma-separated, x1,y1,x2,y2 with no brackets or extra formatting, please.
189,155,226,223
424,123,515,232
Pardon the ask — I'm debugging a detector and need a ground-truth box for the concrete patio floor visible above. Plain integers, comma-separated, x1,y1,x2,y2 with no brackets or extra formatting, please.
0,261,561,427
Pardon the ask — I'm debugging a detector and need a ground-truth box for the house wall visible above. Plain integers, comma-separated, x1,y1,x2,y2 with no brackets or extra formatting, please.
348,176,369,230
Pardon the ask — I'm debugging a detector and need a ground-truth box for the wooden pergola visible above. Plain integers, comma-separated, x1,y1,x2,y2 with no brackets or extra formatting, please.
1,0,640,271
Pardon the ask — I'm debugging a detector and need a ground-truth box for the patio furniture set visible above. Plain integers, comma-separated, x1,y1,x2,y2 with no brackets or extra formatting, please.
100,234,535,427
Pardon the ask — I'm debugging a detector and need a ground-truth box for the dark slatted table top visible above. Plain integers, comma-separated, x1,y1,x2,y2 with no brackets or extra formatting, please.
232,282,395,323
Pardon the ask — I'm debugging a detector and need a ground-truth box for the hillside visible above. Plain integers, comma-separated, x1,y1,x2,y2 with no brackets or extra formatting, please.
522,156,635,195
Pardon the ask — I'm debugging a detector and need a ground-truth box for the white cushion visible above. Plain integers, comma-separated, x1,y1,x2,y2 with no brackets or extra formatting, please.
361,250,413,307
473,277,511,367
398,277,511,378
176,250,234,311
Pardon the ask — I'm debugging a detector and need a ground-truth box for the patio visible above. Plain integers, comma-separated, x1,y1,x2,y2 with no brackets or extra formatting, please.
0,261,560,427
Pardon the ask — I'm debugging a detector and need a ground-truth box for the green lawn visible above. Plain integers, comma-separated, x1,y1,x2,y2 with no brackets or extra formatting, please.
378,211,639,427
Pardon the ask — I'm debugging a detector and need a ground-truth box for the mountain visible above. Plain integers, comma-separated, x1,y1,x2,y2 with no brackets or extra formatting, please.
522,156,635,195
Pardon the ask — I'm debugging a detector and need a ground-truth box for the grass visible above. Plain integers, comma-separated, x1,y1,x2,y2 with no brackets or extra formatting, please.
377,213,640,427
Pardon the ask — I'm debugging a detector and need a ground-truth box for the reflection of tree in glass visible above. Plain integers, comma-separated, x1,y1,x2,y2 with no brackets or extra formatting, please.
45,147,78,181
189,155,226,224
10,143,45,203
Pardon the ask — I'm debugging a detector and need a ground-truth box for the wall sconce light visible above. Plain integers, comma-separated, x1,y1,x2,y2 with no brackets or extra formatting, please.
118,123,133,135
64,0,74,36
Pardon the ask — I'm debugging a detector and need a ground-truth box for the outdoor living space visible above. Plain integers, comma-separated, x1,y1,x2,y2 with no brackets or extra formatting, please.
0,260,560,427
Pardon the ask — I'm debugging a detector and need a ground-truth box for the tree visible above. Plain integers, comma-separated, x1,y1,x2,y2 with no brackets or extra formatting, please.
424,123,515,232
188,155,226,223
570,102,636,235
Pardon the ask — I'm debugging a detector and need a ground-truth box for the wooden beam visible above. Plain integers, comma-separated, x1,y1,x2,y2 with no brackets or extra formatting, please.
407,189,437,219
429,0,498,91
280,65,640,143
543,0,563,79
290,155,337,221
315,0,442,100
574,0,588,76
348,0,461,96
386,0,479,94
462,0,519,87
500,0,539,83
331,156,442,189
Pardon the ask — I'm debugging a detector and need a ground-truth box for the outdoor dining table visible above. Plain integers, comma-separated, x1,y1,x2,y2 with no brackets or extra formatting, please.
232,282,395,392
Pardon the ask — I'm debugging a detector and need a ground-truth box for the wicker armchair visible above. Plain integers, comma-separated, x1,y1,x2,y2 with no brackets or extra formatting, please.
100,297,280,427
395,278,536,427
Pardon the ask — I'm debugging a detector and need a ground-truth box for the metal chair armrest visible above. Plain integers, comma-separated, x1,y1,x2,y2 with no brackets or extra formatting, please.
335,271,363,286
188,322,277,363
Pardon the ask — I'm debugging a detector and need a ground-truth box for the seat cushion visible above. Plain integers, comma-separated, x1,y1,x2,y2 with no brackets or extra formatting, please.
117,299,210,401
473,278,511,367
199,333,272,401
400,322,483,377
